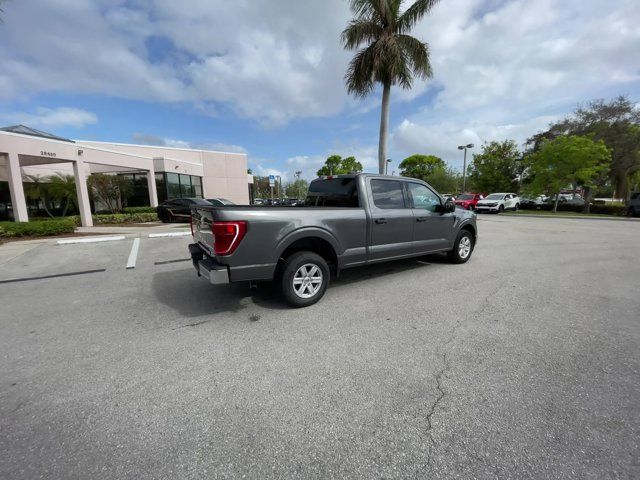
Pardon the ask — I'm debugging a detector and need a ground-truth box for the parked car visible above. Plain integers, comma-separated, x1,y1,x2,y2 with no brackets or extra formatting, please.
520,194,548,208
454,193,483,210
442,194,456,203
476,193,520,213
206,198,235,206
547,193,585,206
156,198,212,223
628,192,640,217
189,174,478,307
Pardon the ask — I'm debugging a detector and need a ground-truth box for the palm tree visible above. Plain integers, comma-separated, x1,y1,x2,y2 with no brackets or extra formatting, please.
23,174,55,217
47,174,77,216
342,0,439,174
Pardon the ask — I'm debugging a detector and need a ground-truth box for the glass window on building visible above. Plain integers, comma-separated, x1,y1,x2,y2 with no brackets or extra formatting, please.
166,173,181,199
179,174,194,197
155,173,167,203
192,176,202,198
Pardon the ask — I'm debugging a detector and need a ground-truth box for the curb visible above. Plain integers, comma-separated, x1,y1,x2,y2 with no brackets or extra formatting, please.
501,213,640,222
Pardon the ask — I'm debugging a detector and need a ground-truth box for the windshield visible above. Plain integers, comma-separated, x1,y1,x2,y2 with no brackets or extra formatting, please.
457,194,474,200
485,194,504,200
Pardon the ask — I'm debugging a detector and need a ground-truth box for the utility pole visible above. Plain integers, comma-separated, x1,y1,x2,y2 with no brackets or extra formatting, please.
457,144,474,193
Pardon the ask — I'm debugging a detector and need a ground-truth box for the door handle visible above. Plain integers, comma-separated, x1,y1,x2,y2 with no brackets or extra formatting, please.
375,218,387,224
416,216,428,222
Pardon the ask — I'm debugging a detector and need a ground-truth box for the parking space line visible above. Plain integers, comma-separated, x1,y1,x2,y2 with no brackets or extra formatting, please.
57,236,125,245
154,258,190,265
126,238,140,269
0,269,106,284
148,231,191,238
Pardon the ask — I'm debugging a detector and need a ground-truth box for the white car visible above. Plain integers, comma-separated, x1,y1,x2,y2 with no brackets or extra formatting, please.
476,193,520,213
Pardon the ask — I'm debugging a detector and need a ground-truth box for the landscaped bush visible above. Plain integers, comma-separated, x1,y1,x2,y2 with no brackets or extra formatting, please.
123,206,157,214
0,218,76,238
588,204,627,216
91,213,159,224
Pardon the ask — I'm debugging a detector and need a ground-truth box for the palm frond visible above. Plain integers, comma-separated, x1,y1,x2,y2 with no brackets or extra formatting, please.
344,43,377,97
397,34,432,79
397,0,440,33
341,19,384,50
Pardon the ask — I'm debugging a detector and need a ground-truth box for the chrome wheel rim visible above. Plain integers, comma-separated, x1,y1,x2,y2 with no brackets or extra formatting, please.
458,236,471,259
293,263,323,299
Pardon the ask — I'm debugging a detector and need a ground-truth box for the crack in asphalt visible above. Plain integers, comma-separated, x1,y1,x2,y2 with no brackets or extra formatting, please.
424,283,503,467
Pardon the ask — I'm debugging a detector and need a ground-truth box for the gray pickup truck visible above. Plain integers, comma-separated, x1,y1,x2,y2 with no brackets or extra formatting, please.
189,174,477,307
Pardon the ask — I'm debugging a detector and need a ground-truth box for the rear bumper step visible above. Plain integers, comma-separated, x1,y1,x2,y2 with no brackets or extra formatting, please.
188,243,230,285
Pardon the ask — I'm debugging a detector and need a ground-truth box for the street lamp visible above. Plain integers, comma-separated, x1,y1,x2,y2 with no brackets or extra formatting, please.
385,158,392,175
457,143,474,193
294,170,302,199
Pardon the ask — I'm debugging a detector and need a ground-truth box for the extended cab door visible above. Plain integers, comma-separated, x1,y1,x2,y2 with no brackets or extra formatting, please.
367,178,414,262
406,182,454,252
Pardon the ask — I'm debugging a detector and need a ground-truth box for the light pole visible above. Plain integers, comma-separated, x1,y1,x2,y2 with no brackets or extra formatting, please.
385,159,392,175
457,143,474,192
294,170,302,199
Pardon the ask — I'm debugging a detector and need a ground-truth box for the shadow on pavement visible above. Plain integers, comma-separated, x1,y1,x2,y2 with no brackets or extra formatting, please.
151,254,450,316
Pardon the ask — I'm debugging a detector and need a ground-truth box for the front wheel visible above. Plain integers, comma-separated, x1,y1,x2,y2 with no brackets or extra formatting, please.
447,230,474,264
497,204,504,214
280,251,330,307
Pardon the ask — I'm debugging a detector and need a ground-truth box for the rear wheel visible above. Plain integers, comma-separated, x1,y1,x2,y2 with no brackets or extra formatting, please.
280,251,330,307
514,203,520,211
447,230,474,264
628,206,637,217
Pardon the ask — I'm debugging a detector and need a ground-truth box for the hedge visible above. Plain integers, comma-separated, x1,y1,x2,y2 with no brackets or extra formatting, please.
0,218,77,238
520,202,627,215
123,206,158,214
90,213,159,224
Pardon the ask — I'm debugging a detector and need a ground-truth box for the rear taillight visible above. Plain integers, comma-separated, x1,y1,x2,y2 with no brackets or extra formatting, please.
211,221,247,255
190,214,194,236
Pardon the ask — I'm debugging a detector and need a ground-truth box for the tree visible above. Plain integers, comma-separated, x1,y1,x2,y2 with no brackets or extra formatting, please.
47,174,77,217
285,179,309,199
316,155,363,177
527,96,640,202
87,174,133,213
468,140,521,193
342,0,439,174
527,135,610,213
399,154,460,192
23,174,54,217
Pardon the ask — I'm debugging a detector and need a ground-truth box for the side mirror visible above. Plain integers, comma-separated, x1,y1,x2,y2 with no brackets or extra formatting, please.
445,200,456,213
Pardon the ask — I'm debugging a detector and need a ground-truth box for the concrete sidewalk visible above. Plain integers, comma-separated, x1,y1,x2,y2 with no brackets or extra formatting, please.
74,222,190,235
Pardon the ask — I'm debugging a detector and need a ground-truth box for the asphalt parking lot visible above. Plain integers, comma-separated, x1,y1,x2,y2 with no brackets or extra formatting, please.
1,216,639,479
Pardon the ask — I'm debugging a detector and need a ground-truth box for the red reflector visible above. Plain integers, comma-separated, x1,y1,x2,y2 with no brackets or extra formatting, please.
211,221,247,255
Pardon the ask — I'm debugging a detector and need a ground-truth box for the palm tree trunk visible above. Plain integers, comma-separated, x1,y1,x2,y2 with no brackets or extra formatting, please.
378,81,391,174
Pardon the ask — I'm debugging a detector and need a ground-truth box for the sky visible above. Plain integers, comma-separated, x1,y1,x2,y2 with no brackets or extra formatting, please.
1,0,639,180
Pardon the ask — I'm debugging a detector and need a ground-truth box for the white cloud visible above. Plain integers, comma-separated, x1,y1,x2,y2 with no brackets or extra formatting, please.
0,107,98,129
131,133,247,153
0,0,639,159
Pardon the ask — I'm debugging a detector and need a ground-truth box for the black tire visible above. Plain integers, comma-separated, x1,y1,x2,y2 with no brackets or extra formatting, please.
447,229,474,264
280,251,330,307
498,204,504,214
159,210,172,223
628,207,636,217
514,203,520,211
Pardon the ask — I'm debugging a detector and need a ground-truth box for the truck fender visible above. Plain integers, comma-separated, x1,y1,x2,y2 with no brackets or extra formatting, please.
274,227,341,263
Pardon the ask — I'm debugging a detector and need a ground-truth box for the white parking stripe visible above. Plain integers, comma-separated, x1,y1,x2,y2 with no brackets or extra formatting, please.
126,238,140,269
148,231,191,238
57,236,125,245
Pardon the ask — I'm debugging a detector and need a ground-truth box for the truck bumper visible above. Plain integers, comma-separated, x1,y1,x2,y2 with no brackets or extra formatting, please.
188,243,230,285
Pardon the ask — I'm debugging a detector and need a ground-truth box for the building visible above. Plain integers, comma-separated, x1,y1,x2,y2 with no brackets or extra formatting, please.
0,125,252,226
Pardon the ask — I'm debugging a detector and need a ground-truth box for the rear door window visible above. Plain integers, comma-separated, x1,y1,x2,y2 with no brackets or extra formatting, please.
306,178,360,207
371,179,406,209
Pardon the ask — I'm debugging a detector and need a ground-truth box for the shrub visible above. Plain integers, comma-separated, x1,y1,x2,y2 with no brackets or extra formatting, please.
0,218,77,238
588,204,627,216
91,213,158,224
123,206,157,214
